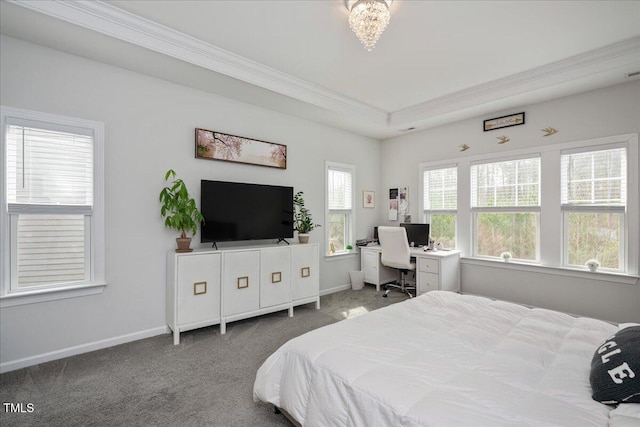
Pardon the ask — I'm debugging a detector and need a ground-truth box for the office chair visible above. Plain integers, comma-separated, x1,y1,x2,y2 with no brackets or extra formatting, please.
377,226,416,298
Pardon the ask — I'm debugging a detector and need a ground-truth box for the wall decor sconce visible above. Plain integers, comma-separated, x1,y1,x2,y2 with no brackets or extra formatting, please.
542,127,558,136
497,136,510,144
459,144,470,152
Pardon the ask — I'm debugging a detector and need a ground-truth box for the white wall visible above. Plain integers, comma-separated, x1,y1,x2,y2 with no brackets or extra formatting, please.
0,36,381,370
381,80,640,323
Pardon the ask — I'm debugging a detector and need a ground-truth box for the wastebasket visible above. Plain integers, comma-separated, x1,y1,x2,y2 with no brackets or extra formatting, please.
349,271,365,290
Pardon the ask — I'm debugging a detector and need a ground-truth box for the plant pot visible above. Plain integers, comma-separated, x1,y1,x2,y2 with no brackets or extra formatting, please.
176,237,193,253
298,234,310,244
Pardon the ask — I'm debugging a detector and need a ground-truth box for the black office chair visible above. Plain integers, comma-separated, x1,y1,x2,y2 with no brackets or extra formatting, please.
377,226,416,298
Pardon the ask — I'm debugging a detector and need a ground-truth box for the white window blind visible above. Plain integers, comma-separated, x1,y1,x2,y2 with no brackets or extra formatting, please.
471,156,540,208
5,120,94,289
7,123,93,210
561,147,626,207
423,166,457,211
328,168,352,210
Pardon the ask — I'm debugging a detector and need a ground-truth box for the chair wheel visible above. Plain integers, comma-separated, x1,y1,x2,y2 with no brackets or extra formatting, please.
383,294,388,298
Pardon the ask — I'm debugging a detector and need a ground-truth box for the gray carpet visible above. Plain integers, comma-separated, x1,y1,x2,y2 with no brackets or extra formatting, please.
0,286,409,426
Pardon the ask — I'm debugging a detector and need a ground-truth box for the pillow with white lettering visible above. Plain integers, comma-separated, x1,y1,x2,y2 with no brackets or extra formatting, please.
590,326,640,404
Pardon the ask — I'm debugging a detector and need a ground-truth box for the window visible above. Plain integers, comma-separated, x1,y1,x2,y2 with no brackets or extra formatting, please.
423,166,457,248
561,147,626,271
326,162,354,256
471,156,540,261
1,106,104,297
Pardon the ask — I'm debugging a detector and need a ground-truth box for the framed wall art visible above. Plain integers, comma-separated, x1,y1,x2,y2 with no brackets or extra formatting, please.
483,112,525,132
195,128,287,169
363,190,375,208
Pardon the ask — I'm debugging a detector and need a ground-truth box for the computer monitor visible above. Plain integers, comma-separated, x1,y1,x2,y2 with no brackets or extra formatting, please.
400,223,430,247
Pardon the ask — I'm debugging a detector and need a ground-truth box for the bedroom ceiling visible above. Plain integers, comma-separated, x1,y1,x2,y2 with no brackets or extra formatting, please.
1,0,639,139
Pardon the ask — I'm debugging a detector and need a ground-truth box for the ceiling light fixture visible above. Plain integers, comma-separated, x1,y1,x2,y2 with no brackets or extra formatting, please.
346,0,392,51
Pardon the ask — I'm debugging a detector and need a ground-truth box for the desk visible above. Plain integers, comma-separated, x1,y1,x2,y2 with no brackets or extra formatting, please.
360,245,460,296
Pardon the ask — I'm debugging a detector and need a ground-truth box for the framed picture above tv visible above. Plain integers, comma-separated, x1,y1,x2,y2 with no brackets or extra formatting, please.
195,128,287,169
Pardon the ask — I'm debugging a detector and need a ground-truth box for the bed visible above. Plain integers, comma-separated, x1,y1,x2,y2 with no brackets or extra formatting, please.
253,291,637,426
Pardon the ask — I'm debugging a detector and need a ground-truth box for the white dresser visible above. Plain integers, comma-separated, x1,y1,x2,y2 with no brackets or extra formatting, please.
167,243,319,344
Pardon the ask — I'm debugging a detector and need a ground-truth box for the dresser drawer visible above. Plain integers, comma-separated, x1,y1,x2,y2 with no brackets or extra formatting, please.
419,257,439,274
418,272,439,294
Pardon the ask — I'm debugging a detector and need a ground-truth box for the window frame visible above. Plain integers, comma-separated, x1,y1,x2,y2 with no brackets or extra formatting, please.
325,161,355,257
419,133,638,279
422,164,458,249
470,155,541,262
1,106,105,307
560,144,628,272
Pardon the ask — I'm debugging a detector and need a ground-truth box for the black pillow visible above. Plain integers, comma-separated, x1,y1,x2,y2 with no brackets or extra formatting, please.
590,326,640,404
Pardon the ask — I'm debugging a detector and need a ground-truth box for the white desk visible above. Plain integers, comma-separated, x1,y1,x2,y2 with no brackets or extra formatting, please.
360,245,460,295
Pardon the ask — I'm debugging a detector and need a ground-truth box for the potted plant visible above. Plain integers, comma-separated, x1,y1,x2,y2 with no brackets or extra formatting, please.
585,259,600,272
159,169,204,252
293,191,320,244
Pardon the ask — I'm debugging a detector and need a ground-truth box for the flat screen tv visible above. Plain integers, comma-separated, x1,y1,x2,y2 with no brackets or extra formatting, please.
201,180,293,244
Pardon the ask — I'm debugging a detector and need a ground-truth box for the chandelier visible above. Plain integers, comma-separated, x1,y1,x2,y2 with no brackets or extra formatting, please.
346,0,393,51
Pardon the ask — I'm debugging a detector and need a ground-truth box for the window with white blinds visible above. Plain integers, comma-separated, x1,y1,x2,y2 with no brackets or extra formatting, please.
6,124,93,208
418,133,637,276
423,166,457,249
561,147,626,207
423,166,457,211
471,156,540,261
328,167,353,210
561,147,627,271
471,156,540,208
2,107,104,295
326,162,354,256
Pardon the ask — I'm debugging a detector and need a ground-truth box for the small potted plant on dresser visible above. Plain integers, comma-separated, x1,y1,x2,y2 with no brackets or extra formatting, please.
293,191,320,244
159,169,204,252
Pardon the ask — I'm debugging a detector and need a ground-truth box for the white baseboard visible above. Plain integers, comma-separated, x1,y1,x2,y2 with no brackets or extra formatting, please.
320,283,351,296
0,326,169,374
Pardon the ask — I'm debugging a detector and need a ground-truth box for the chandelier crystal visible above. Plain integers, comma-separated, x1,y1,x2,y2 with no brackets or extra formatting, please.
347,0,392,51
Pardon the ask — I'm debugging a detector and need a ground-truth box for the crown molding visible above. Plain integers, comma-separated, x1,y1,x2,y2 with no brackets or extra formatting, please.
8,1,639,135
9,0,388,124
390,36,640,128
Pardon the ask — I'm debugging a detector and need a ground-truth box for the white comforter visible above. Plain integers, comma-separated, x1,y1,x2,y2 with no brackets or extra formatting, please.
253,291,617,426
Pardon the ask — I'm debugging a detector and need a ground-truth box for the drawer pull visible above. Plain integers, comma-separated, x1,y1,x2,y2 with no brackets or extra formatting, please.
301,267,310,278
194,281,207,295
272,272,282,283
237,276,249,289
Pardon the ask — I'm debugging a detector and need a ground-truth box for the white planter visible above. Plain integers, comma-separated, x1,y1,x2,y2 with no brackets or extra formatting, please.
298,233,310,244
586,259,600,272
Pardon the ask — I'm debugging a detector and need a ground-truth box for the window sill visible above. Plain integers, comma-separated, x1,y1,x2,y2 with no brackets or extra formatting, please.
325,250,357,261
0,282,106,308
460,257,639,285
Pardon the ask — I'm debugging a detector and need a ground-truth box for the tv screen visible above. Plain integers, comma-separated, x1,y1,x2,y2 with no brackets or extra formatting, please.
200,180,293,243
400,223,430,247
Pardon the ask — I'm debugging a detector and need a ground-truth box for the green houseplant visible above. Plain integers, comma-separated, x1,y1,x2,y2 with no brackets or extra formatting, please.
159,169,204,252
293,191,320,243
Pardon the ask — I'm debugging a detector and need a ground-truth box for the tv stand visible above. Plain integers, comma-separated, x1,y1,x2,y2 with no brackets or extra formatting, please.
211,242,218,250
166,243,319,344
277,238,290,245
